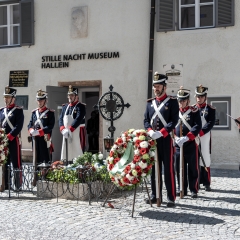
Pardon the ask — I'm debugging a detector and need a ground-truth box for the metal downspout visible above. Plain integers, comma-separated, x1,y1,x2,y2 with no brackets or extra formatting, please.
147,0,156,99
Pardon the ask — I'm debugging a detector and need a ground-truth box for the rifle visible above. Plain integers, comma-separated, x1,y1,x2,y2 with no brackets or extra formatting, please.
226,114,240,125
153,124,161,207
0,119,5,192
32,136,37,187
179,121,184,199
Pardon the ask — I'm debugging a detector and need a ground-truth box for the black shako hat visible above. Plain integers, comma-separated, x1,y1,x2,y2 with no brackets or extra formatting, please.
152,72,168,85
195,85,208,96
68,85,78,95
36,89,48,100
3,86,17,97
177,86,190,101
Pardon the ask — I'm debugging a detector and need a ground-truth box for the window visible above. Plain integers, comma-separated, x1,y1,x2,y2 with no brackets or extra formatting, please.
0,0,34,47
180,0,214,30
156,0,234,32
208,97,231,130
0,3,20,46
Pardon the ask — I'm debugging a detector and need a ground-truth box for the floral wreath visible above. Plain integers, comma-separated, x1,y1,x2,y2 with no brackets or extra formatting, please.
0,128,9,165
107,129,156,188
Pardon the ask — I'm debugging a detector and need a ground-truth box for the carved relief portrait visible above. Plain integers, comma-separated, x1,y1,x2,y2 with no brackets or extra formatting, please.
71,6,88,38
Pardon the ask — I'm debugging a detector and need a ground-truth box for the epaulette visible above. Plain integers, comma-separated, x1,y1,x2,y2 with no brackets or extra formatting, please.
78,102,86,106
62,103,67,106
168,95,177,99
190,105,198,113
32,108,38,112
15,105,23,109
48,108,55,112
147,97,155,102
207,103,216,109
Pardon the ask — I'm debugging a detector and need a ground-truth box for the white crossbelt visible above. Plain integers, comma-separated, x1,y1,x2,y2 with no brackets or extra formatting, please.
2,107,16,130
34,109,49,129
177,109,200,145
150,97,170,127
176,109,192,129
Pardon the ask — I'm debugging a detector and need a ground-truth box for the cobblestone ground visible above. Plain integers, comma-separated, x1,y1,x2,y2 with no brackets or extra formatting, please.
0,169,240,240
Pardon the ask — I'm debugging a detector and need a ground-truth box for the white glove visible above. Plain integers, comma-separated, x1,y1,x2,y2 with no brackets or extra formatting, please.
151,131,163,140
177,136,189,147
175,137,181,145
61,128,69,138
31,130,39,137
30,129,34,135
147,130,155,138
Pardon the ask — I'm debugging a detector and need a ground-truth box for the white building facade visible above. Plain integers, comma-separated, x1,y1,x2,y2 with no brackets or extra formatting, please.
0,0,239,169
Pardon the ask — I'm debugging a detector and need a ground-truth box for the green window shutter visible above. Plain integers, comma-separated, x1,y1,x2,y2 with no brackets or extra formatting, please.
156,0,175,32
216,0,234,27
20,0,34,46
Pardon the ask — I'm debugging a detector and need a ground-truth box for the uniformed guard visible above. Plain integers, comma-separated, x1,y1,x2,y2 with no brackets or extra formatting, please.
175,87,202,198
59,85,86,161
28,89,55,163
0,86,24,190
194,85,215,191
144,72,179,207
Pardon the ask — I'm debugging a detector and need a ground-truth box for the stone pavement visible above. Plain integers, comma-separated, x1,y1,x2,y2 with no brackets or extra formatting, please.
0,169,240,240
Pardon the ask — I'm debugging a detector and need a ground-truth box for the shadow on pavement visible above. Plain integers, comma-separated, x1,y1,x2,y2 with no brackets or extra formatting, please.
208,189,240,195
211,169,240,178
140,210,224,224
179,203,240,216
197,195,240,204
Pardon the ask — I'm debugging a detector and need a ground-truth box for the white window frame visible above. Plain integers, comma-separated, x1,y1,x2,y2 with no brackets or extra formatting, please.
208,97,231,130
179,0,215,30
0,3,20,47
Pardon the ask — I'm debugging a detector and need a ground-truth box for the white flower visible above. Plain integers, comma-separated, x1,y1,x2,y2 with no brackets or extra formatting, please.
132,170,138,176
94,163,101,169
149,151,155,157
121,133,126,138
0,145,3,151
133,137,138,142
98,153,103,160
73,158,77,164
126,174,134,181
108,157,114,164
139,161,147,169
1,155,5,161
131,163,136,169
103,160,107,165
122,137,126,142
112,144,118,150
121,172,126,177
92,154,97,160
134,149,140,155
140,141,148,148
141,173,147,177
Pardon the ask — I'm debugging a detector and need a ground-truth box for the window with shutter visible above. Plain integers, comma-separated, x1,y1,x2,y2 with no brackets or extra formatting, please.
156,0,175,32
156,0,234,32
0,0,34,48
216,0,234,27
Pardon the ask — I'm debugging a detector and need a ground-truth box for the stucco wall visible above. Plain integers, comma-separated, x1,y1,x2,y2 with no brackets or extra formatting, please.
0,0,150,152
154,1,240,167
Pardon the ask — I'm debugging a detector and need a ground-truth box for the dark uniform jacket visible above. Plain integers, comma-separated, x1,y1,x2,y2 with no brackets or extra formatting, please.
144,94,179,137
194,103,216,137
27,107,55,136
59,101,86,132
175,106,202,148
0,104,24,141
